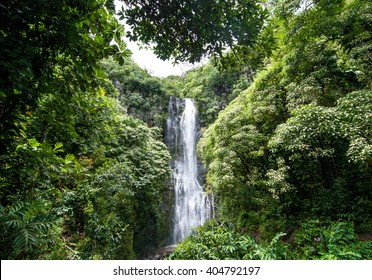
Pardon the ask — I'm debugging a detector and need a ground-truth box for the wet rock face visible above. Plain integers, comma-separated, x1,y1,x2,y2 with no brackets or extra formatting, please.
165,96,184,160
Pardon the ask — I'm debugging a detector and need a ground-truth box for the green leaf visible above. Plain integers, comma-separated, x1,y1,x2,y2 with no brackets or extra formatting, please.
53,142,64,152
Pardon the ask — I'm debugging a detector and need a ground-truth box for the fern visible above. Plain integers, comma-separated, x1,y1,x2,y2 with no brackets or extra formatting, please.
0,200,53,255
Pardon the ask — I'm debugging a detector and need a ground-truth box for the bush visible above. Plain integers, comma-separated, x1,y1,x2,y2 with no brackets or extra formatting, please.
289,220,372,260
167,220,287,260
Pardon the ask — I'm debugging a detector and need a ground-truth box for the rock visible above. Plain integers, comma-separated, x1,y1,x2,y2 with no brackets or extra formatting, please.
147,244,178,260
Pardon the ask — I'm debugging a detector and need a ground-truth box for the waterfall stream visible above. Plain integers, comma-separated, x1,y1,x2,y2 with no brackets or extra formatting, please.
166,97,213,244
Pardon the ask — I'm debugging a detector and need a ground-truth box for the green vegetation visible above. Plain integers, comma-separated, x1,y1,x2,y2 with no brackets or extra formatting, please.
168,220,288,260
172,0,371,259
0,0,129,154
168,220,372,260
101,58,170,128
0,87,171,259
119,0,267,63
0,0,172,259
1,0,371,260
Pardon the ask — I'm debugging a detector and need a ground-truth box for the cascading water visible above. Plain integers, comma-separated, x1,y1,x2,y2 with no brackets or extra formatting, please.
166,97,213,244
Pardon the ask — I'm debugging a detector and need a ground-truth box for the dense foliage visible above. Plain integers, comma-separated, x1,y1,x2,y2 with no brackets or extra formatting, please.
168,220,287,260
1,0,371,260
168,220,372,260
166,0,371,260
0,0,172,259
101,58,170,128
0,0,129,154
0,86,171,259
195,0,371,249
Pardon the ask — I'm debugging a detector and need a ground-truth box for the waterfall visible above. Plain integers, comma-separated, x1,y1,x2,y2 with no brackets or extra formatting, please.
166,97,213,244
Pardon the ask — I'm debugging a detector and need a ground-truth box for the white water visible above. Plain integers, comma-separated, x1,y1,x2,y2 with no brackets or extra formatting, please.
171,98,212,243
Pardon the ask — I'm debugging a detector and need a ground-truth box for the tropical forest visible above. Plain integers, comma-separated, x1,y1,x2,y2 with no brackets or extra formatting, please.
0,0,371,260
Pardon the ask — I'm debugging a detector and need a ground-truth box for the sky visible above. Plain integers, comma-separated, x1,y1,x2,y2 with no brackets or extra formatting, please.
125,40,197,78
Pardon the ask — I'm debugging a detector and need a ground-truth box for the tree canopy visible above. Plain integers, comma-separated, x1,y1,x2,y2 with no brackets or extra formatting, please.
196,0,371,242
0,0,129,153
119,0,268,63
